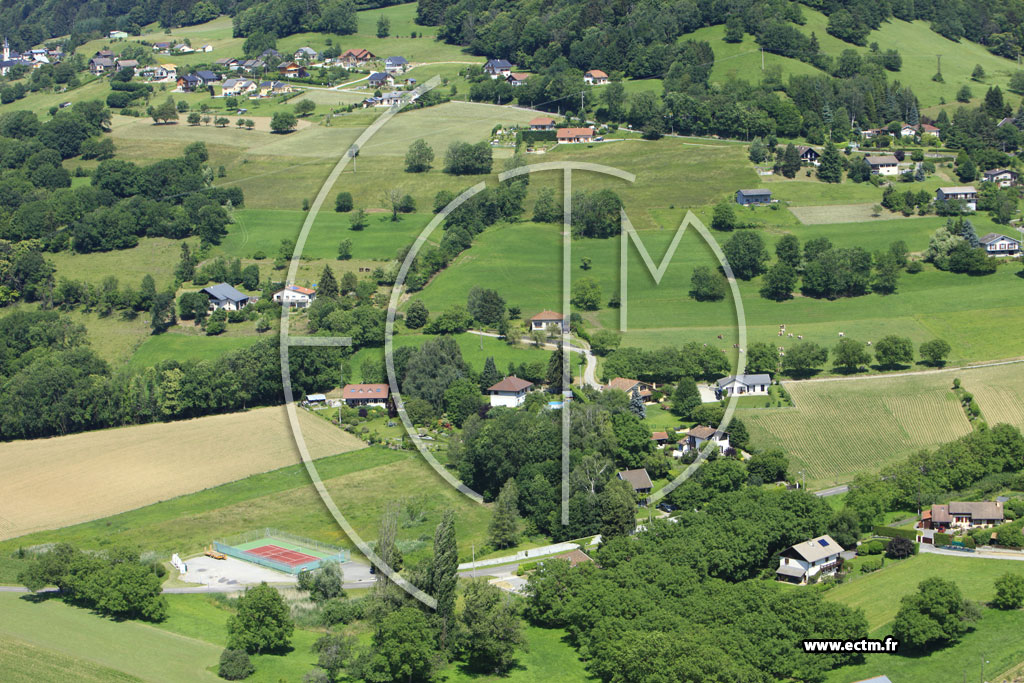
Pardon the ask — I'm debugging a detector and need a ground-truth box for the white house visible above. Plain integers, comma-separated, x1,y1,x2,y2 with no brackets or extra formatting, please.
678,425,730,455
583,69,608,85
487,376,533,407
506,72,529,87
556,127,594,143
776,535,843,584
384,56,408,73
899,124,918,138
530,310,567,333
529,116,555,131
866,155,899,176
604,377,653,399
716,373,771,398
202,283,250,311
936,186,977,211
272,284,316,308
979,233,1021,257
796,145,820,166
983,168,1018,188
341,383,389,407
367,72,394,88
221,78,256,96
483,59,512,79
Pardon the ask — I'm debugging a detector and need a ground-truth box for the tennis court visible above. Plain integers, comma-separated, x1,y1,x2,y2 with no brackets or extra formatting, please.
213,528,349,574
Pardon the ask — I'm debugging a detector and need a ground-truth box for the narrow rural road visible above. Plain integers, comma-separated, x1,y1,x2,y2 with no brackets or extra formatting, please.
814,484,849,497
466,330,601,389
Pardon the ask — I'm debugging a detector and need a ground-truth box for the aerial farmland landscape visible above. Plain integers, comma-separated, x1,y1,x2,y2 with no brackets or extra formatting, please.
3,0,1024,681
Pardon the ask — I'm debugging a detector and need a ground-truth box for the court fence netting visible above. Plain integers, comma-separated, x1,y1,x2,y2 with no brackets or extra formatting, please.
213,528,349,575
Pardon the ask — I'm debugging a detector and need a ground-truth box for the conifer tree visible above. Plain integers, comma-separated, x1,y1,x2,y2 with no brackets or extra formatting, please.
318,264,339,299
816,140,842,183
488,479,520,549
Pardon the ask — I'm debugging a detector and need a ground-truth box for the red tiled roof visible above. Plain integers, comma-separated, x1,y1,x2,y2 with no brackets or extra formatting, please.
342,383,389,398
531,310,564,321
651,431,668,441
530,116,555,126
488,376,533,393
556,127,594,139
289,285,315,295
586,69,608,78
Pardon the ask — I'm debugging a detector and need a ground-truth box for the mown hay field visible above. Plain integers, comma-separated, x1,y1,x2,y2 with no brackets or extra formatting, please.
962,362,1024,430
0,406,364,540
744,373,972,487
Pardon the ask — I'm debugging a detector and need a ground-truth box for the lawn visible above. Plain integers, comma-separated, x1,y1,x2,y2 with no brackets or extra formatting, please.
343,332,574,383
218,208,435,262
0,593,221,681
128,330,265,368
824,553,1024,683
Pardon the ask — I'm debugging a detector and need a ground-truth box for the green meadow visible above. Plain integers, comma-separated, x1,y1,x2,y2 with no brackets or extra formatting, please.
824,553,1024,683
128,330,266,368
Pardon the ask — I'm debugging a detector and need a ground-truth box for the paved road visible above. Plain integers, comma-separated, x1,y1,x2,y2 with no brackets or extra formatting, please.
920,544,1024,561
466,330,601,389
814,485,849,497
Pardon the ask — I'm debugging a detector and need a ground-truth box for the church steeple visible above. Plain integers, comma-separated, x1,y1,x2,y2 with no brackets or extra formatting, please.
2,37,9,62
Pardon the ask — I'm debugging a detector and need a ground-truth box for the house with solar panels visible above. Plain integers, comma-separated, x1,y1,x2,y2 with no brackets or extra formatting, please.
776,535,843,584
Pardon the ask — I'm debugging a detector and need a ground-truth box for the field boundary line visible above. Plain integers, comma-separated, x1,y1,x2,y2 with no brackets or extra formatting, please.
784,357,1024,385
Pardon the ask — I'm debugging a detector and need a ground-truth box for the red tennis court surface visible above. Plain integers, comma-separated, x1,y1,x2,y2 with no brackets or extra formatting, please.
245,544,319,566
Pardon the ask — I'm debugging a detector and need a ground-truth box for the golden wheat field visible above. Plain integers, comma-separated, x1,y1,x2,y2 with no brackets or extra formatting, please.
0,407,364,540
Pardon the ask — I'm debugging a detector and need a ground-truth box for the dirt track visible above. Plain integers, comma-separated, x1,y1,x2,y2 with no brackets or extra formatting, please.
0,406,364,541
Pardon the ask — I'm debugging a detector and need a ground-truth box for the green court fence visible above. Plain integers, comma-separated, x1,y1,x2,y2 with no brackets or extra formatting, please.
213,528,348,575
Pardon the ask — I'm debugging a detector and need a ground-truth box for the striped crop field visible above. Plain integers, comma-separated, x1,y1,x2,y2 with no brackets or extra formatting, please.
962,362,1024,430
743,373,972,487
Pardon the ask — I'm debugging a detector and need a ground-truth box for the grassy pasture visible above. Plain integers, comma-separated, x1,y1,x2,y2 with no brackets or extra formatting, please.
0,593,221,681
0,635,143,683
47,236,183,289
823,553,1024,683
962,362,1024,430
744,373,972,487
218,209,434,262
0,406,363,541
343,331,572,383
128,330,265,368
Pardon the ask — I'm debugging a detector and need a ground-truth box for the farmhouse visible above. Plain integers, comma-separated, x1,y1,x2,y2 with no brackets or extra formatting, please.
776,535,842,584
177,73,201,92
529,116,555,131
221,78,256,96
796,145,820,165
278,62,308,79
202,283,250,311
735,189,772,205
368,72,394,88
680,425,730,454
240,59,266,73
384,56,408,73
340,48,374,67
716,373,771,397
483,58,512,78
294,47,319,61
115,59,138,72
174,43,193,54
88,57,115,74
272,284,316,308
979,233,1021,257
556,127,594,143
983,168,1018,187
530,310,568,332
341,383,390,407
584,69,608,85
617,468,653,496
866,155,899,176
487,376,533,407
257,81,292,97
935,186,977,211
506,72,530,87
650,431,671,448
604,377,653,399
919,123,940,137
920,501,1004,532
195,70,220,86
